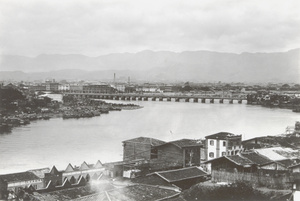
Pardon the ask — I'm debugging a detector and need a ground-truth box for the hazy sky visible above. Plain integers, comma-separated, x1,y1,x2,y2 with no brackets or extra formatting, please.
0,0,299,56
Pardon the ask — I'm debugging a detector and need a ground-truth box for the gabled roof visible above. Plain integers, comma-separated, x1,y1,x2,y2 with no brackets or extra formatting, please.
205,155,253,167
80,161,90,170
276,159,300,168
170,139,203,148
50,166,60,175
152,166,208,183
122,137,165,146
27,167,50,179
240,152,273,165
225,155,253,166
65,163,75,172
254,147,300,161
0,172,40,183
157,139,203,149
94,160,103,168
205,132,239,140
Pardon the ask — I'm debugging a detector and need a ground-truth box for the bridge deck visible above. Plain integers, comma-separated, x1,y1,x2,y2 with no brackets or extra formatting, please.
65,92,247,100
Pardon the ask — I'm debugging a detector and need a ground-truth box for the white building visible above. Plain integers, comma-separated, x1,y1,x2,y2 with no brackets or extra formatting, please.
58,84,70,91
205,132,242,161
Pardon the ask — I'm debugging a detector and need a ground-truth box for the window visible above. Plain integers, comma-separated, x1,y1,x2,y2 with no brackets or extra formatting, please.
223,141,226,146
209,152,214,158
150,148,158,159
222,152,226,156
210,140,214,146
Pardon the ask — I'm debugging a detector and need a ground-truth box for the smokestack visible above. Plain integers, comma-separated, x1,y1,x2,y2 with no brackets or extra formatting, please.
114,73,116,83
128,76,130,84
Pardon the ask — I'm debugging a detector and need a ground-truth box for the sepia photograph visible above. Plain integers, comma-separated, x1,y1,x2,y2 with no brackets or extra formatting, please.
0,0,300,200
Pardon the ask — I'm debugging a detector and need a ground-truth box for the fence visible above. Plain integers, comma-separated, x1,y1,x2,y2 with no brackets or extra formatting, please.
211,170,291,189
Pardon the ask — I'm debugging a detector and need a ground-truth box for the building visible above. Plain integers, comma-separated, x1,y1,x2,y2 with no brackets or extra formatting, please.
122,137,166,161
145,166,209,190
28,84,46,91
44,166,63,187
45,82,59,92
82,84,115,94
58,84,70,92
205,132,242,161
0,171,44,199
153,139,203,169
242,136,279,150
62,160,104,184
69,84,83,92
205,155,256,173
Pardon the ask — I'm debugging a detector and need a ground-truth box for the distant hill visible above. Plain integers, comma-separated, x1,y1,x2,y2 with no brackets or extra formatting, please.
0,49,299,83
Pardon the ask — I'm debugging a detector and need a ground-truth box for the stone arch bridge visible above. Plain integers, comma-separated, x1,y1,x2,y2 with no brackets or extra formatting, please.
64,92,247,104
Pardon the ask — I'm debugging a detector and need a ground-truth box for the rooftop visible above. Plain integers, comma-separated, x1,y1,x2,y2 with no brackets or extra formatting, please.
254,147,300,161
205,155,253,167
205,132,240,140
122,137,166,146
0,172,40,183
240,152,273,165
225,155,253,167
153,166,208,183
157,139,203,149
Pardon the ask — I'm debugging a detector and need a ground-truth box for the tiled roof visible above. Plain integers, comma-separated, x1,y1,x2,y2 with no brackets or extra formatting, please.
225,155,253,166
0,172,40,183
28,167,50,178
154,166,208,183
168,139,203,148
240,152,272,165
254,147,299,161
205,132,239,140
277,159,300,168
122,137,166,146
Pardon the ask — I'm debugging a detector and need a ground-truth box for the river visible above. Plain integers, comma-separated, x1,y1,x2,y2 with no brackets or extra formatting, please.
0,99,299,174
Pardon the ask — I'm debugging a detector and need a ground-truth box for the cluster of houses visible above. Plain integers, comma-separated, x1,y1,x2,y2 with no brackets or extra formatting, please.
1,131,300,199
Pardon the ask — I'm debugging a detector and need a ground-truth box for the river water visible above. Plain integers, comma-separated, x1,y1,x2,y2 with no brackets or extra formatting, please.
0,99,299,174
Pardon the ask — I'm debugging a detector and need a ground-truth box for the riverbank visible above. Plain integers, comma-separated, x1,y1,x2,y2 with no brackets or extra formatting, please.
0,97,142,134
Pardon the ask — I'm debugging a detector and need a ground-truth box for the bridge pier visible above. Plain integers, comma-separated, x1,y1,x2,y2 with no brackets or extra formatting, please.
201,98,206,103
167,97,171,101
193,98,198,103
229,99,233,104
210,99,214,103
175,98,180,102
238,100,242,104
152,97,156,101
219,99,224,103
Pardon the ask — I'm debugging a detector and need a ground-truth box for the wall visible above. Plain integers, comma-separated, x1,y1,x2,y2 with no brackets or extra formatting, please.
0,180,8,199
206,139,217,160
123,142,152,160
211,170,291,189
153,144,183,169
219,140,227,157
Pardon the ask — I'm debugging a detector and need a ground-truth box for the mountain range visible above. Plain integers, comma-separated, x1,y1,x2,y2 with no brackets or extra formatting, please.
0,49,299,83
